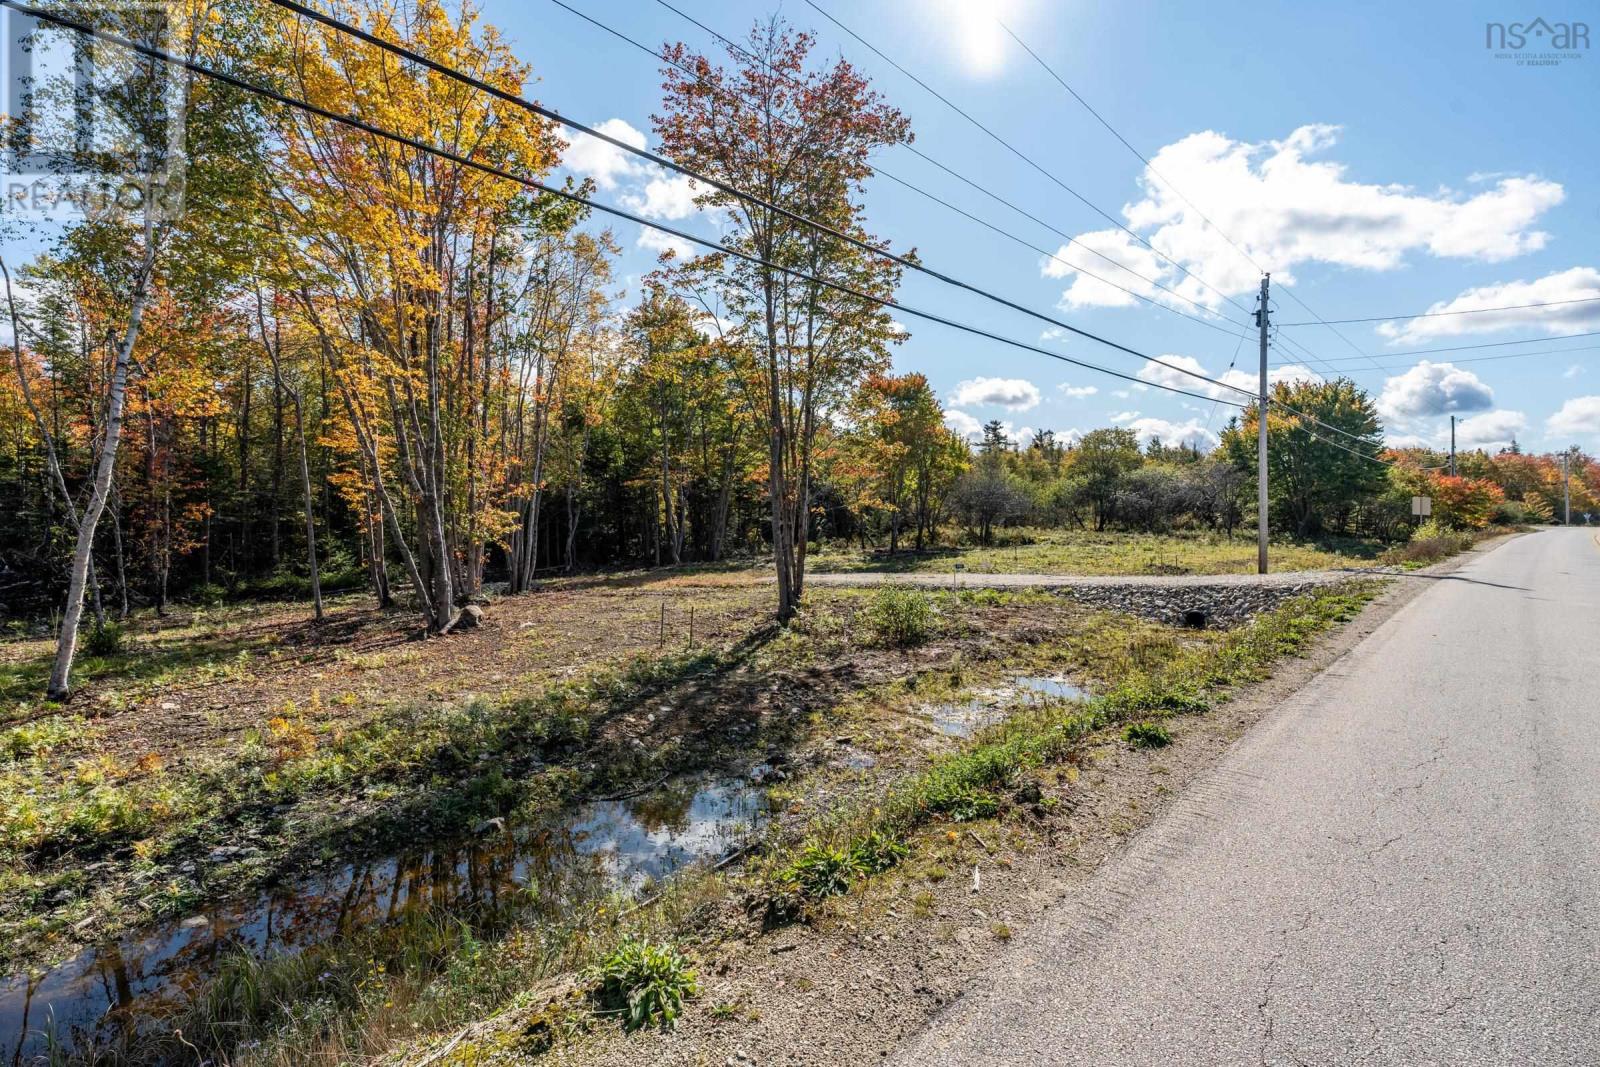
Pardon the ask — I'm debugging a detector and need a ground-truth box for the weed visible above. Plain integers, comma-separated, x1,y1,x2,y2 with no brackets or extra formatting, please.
864,584,935,647
928,784,1000,822
1123,721,1172,749
588,936,697,1032
991,922,1013,941
83,622,126,657
848,829,910,874
779,843,858,900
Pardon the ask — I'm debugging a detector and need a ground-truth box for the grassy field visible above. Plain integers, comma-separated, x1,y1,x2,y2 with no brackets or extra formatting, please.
808,527,1384,576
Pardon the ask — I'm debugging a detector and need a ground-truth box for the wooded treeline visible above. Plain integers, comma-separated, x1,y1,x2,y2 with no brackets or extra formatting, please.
0,1,978,695
3,2,1596,701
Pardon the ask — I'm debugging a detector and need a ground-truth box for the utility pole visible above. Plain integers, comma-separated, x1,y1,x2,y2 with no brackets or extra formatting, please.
1449,415,1457,477
1561,449,1572,525
1256,274,1270,575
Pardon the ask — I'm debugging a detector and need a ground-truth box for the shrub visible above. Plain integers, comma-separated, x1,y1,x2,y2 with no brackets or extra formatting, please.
1381,522,1476,568
864,583,935,647
927,783,1000,822
83,621,126,657
779,843,858,899
589,937,697,1031
188,583,228,607
848,829,909,874
1123,721,1172,748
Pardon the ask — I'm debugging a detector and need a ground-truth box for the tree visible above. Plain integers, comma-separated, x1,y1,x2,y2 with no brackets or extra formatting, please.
656,18,911,621
1221,379,1385,537
1069,428,1143,531
845,372,956,552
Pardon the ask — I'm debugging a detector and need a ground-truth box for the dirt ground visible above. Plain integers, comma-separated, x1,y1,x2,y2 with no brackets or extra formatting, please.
2,569,782,763
536,560,1455,1067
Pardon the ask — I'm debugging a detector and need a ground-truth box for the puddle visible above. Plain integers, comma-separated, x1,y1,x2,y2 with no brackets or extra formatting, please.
921,676,1090,739
0,775,764,1062
1015,675,1090,703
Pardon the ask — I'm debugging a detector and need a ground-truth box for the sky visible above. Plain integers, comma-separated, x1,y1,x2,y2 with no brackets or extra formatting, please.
488,0,1600,456
9,1,1600,455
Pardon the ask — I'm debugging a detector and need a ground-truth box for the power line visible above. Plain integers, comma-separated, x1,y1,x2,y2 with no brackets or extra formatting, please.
1271,328,1600,366
571,0,1254,339
282,0,1260,402
992,16,1276,312
1284,342,1600,377
801,0,1259,324
1277,294,1600,326
3,1,1248,415
266,0,1367,449
982,14,1387,379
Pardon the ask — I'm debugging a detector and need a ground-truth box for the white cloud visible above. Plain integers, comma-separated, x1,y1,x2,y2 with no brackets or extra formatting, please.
1057,383,1098,398
621,174,701,220
1376,267,1600,344
950,376,1041,410
564,118,648,190
1042,229,1171,310
944,409,983,440
1044,124,1565,311
1546,396,1600,438
1135,354,1321,400
637,227,693,261
1377,361,1494,419
888,319,910,338
1122,416,1219,450
1564,364,1585,379
1455,409,1527,448
1039,327,1071,344
1109,410,1140,424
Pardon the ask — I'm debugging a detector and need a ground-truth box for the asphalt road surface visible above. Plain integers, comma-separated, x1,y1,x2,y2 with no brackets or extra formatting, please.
896,528,1600,1066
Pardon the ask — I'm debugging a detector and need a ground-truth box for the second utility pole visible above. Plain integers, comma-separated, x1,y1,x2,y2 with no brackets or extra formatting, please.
1256,274,1270,575
1449,415,1457,477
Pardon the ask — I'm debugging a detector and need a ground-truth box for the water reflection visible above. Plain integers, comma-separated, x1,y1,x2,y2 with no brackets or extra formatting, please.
921,675,1090,739
0,777,763,1063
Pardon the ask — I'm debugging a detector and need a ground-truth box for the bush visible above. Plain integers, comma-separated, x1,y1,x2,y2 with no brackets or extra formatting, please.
779,843,858,899
83,621,126,657
1490,499,1530,526
1381,522,1477,568
589,936,697,1032
1123,721,1172,748
927,783,1001,822
864,583,935,647
848,829,909,874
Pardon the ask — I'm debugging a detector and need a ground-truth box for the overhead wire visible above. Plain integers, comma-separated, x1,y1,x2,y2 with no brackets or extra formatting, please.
1,0,1251,415
263,0,1269,401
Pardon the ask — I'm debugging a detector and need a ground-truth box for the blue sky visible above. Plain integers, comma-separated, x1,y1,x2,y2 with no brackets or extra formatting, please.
497,0,1600,454
5,2,1596,454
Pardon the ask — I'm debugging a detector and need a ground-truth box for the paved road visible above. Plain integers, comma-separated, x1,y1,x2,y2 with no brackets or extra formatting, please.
896,528,1600,1066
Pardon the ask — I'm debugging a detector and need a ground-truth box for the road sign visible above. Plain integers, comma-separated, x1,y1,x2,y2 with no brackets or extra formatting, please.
1411,496,1432,517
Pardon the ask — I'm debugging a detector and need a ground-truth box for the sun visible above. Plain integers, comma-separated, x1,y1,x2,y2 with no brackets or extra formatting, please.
927,0,1033,79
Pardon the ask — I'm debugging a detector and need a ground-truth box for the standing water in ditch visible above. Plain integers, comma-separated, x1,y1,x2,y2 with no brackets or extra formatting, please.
922,675,1090,738
0,774,765,1063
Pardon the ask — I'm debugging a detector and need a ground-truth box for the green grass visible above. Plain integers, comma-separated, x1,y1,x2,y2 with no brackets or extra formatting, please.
757,579,1386,918
809,527,1382,577
1123,721,1173,748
